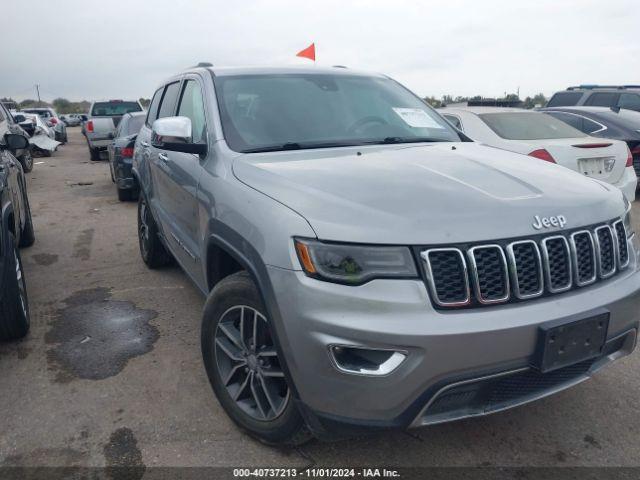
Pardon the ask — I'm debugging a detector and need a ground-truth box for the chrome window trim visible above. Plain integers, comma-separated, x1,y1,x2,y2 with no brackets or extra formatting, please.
569,230,597,286
421,248,471,307
506,240,544,299
467,245,510,304
594,225,617,278
613,220,630,270
541,236,573,293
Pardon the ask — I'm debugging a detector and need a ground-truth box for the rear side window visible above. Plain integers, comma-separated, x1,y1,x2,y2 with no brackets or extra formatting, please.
546,111,583,131
584,92,619,107
619,93,640,112
91,102,142,116
146,88,163,126
546,92,583,107
127,115,145,135
582,118,605,134
157,82,181,119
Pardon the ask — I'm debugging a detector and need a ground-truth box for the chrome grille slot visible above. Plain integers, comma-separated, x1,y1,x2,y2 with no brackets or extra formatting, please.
507,240,543,299
595,226,616,278
468,245,509,304
570,231,597,286
422,249,470,307
541,236,572,293
613,220,629,269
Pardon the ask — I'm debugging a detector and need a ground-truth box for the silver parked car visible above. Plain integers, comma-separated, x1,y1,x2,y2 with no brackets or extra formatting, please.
133,65,640,444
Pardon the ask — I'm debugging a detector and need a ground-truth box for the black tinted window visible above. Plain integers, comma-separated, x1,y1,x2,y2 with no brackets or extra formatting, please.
585,92,619,107
158,82,181,119
442,114,462,130
547,92,583,107
146,88,163,126
546,112,583,131
582,118,604,134
619,93,640,112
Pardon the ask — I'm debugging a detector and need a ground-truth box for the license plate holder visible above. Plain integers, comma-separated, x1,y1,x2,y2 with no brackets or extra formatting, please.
534,311,609,373
578,157,605,176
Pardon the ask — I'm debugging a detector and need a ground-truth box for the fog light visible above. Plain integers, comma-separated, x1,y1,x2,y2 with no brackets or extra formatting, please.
329,345,406,376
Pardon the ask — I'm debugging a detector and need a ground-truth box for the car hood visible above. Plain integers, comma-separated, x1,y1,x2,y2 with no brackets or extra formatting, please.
232,143,625,244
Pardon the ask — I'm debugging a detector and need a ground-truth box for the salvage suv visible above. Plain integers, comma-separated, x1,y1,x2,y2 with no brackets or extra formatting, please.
133,66,640,444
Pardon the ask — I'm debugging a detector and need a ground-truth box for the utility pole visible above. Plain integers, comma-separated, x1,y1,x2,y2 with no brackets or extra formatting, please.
35,84,41,106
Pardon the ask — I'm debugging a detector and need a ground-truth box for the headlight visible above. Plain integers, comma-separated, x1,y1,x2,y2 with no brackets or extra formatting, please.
294,238,418,285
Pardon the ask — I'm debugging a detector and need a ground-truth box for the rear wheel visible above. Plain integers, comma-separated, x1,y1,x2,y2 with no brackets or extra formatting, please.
201,272,311,445
0,233,30,341
19,183,35,248
117,188,133,202
89,146,100,161
138,193,172,268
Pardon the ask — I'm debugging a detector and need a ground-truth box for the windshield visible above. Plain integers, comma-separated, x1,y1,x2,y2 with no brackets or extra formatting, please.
126,115,145,135
479,112,587,140
214,73,461,152
91,102,142,116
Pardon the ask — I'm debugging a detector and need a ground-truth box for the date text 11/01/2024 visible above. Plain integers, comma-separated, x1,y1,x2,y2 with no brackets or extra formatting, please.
233,468,401,478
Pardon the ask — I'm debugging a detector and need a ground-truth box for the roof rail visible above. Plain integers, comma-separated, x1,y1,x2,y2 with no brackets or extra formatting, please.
194,62,213,68
332,65,348,69
567,84,640,91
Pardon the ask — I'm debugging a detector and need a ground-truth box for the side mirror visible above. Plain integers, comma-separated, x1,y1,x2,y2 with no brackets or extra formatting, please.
2,134,29,151
151,116,207,155
13,114,26,123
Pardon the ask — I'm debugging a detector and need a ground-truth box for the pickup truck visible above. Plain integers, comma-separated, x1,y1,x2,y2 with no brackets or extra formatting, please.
85,100,143,161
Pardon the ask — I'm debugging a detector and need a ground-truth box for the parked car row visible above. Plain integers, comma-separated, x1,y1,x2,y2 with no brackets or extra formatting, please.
81,65,639,445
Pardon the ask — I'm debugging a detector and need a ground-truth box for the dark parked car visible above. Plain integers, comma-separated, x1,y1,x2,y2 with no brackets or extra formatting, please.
0,103,33,172
0,133,35,341
547,86,640,112
107,111,145,201
541,106,640,182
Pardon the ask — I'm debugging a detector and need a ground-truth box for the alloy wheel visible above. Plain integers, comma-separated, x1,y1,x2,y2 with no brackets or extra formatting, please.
139,198,150,258
214,305,289,421
14,249,27,320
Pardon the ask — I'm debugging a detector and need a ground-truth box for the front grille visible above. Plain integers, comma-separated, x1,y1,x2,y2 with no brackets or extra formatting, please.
421,219,629,309
468,246,509,303
595,226,616,277
614,221,629,268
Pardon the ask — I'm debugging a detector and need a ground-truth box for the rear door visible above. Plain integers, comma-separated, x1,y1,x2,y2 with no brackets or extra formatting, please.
584,92,620,108
154,76,208,279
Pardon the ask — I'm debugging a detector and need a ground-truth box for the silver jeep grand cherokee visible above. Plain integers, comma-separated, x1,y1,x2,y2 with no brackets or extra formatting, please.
133,65,640,444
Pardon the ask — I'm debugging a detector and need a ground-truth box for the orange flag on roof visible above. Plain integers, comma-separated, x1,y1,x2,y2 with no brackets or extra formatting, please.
296,43,316,61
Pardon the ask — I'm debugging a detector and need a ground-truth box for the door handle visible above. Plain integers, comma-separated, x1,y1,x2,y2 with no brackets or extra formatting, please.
158,153,169,162
141,141,150,148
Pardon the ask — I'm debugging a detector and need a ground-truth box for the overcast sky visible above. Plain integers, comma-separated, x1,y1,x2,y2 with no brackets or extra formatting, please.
3,0,639,102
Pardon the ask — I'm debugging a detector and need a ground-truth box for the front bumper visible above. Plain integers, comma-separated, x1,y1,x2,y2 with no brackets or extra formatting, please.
267,238,640,432
614,166,637,202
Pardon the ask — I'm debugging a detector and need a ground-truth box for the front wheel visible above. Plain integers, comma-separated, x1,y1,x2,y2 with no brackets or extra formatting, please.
20,150,33,173
201,272,311,445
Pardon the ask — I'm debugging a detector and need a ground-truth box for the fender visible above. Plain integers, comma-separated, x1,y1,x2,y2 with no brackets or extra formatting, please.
205,221,301,400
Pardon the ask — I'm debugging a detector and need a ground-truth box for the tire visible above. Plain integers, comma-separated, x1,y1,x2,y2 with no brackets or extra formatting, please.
0,233,30,341
43,149,52,158
201,272,311,445
19,150,33,173
117,188,132,202
89,146,100,161
137,193,172,268
19,184,35,248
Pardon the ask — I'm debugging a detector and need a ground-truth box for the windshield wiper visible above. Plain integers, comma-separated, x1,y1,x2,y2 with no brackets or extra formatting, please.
241,141,366,153
375,136,449,145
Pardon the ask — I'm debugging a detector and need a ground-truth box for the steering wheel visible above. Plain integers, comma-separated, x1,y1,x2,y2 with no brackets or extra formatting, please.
347,116,389,134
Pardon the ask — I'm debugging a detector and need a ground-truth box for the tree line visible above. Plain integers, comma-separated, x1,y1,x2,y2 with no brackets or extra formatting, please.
423,93,548,109
0,97,151,114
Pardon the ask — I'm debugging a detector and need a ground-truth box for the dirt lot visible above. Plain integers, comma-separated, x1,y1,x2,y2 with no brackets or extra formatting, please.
1,128,640,470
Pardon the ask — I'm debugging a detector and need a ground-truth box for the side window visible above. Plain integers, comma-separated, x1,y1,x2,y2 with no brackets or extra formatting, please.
115,117,127,137
177,80,207,144
442,114,463,131
619,93,640,112
546,112,583,131
157,82,181,119
146,88,163,127
582,117,605,134
585,92,619,107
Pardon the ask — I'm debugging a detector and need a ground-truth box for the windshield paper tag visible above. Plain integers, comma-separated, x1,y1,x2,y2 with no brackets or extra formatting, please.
392,108,444,129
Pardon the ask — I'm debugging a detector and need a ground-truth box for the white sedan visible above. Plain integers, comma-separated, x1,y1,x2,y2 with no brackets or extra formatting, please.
440,106,637,202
